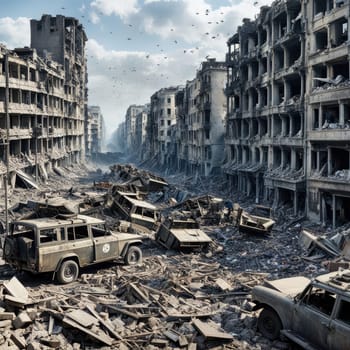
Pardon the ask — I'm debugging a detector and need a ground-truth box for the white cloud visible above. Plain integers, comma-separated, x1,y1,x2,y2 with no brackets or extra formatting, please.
91,0,140,18
0,17,30,49
90,11,100,24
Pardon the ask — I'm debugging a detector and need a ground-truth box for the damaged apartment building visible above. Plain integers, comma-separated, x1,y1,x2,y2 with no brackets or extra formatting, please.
225,1,306,215
85,105,105,160
225,0,350,225
0,14,87,188
305,0,350,226
175,59,227,176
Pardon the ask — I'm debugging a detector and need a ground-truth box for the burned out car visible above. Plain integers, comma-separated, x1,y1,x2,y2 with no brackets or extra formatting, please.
111,190,161,233
251,269,350,350
3,215,143,284
155,217,212,250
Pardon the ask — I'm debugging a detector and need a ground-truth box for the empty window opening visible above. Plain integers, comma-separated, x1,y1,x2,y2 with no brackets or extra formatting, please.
315,29,328,51
260,57,268,75
314,0,327,16
260,87,268,107
282,149,291,168
274,13,287,40
331,148,349,174
262,147,268,164
274,47,284,70
312,64,327,88
323,105,339,125
243,92,249,111
252,118,258,136
260,29,267,45
273,147,281,167
250,88,258,110
295,150,304,170
260,118,268,135
273,115,282,136
255,148,260,163
274,82,284,105
330,18,348,47
331,60,349,80
242,120,249,138
286,41,301,66
286,77,301,100
292,114,302,136
251,61,259,79
313,108,320,129
242,65,248,81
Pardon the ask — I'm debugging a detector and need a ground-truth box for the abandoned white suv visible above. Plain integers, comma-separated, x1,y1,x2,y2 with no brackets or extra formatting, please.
252,269,350,350
3,215,143,283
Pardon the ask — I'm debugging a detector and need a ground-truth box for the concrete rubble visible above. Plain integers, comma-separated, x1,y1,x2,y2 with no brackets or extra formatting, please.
1,162,350,349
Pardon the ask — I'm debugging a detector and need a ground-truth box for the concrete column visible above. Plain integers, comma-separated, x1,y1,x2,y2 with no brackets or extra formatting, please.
255,174,260,204
283,47,287,69
289,115,293,136
294,191,298,215
284,79,290,101
339,103,345,126
327,25,331,49
291,149,296,169
281,149,286,168
319,104,323,129
286,12,291,33
328,148,332,175
271,115,275,137
332,194,336,229
282,116,287,136
317,151,320,171
274,187,280,208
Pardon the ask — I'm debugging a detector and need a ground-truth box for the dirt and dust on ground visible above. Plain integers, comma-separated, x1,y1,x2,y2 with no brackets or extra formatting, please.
0,160,347,349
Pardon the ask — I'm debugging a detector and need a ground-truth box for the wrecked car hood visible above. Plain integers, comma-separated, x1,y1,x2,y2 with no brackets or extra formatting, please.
170,228,212,243
264,276,310,297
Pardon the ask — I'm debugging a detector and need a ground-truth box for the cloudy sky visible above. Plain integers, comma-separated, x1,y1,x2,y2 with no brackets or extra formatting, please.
0,0,271,140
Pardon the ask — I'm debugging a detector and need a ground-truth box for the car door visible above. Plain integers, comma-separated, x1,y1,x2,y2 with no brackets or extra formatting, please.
327,297,350,350
292,284,336,350
66,225,94,266
91,224,120,262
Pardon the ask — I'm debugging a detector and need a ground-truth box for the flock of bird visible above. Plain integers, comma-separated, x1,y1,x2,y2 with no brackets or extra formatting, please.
57,3,258,100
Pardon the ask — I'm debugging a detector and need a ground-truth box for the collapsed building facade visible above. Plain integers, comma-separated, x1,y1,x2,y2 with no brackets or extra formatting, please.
0,14,87,187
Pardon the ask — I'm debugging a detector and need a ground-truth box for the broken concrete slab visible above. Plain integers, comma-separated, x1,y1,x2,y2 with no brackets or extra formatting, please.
192,319,234,341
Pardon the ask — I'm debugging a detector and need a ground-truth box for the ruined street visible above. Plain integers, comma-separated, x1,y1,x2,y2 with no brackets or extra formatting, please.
0,161,347,350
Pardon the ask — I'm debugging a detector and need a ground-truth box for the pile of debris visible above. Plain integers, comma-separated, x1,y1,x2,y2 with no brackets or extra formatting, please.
0,252,280,350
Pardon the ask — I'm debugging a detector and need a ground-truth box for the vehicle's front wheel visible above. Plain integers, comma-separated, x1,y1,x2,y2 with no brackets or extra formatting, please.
57,260,79,284
257,307,282,340
124,246,142,265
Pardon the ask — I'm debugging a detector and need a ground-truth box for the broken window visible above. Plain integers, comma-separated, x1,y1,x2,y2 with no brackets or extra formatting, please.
251,61,259,79
242,64,248,82
260,118,267,135
312,64,327,88
251,118,258,137
323,104,339,125
260,87,268,107
314,0,328,16
336,299,350,325
242,120,249,138
273,147,281,167
260,28,267,45
39,229,59,244
330,148,349,174
285,39,301,66
274,46,284,71
331,60,349,80
260,57,268,75
303,286,336,316
330,18,348,47
315,28,328,51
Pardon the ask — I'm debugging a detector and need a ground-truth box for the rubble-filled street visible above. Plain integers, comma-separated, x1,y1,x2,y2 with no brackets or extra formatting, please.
0,163,348,350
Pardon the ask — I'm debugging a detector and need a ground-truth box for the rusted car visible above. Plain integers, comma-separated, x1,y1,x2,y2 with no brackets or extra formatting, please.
111,190,161,233
155,217,211,250
251,269,350,350
236,207,275,235
3,214,143,284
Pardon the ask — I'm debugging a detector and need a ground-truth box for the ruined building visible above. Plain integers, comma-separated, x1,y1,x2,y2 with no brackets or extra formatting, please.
225,2,305,214
0,15,87,188
85,105,105,159
175,59,227,176
305,0,350,226
125,104,148,153
148,87,182,167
